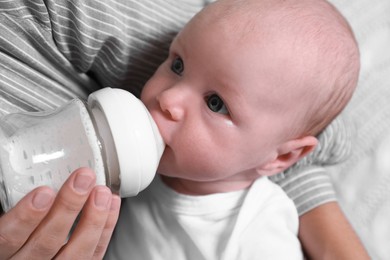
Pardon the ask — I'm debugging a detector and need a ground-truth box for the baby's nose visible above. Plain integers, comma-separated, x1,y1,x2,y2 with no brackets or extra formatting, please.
156,89,186,121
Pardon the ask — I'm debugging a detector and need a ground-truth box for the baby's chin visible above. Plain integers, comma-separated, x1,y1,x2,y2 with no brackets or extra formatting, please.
156,163,197,181
156,160,179,178
156,150,226,181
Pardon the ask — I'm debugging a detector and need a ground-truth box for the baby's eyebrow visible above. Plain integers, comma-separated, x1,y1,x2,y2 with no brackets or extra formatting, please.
170,35,187,57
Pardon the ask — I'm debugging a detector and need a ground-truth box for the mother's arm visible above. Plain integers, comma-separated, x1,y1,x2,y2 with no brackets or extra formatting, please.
300,202,370,259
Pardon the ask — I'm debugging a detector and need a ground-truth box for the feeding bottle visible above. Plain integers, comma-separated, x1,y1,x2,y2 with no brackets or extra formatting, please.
0,87,165,212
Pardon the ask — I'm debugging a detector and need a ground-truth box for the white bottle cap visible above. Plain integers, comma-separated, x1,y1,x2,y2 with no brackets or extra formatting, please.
87,87,165,197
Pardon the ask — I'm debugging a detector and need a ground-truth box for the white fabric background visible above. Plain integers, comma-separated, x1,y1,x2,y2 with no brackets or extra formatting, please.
327,0,390,259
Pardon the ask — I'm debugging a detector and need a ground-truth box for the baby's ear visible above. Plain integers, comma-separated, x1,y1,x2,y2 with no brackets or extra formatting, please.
256,136,318,176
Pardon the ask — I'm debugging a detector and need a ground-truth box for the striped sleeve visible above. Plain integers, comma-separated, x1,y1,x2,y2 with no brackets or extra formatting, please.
272,166,337,215
0,0,93,114
43,0,206,96
0,0,207,115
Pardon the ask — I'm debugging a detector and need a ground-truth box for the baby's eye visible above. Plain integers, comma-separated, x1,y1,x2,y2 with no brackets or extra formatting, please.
171,56,184,75
206,94,229,115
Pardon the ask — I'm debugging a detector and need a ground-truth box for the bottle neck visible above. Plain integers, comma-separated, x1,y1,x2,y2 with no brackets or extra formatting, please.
88,105,120,194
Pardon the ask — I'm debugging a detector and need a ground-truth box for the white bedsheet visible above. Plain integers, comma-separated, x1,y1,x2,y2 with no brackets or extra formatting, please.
328,134,390,259
327,0,390,259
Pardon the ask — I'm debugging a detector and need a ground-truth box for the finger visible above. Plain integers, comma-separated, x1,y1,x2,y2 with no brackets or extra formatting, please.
93,194,121,259
0,187,55,260
58,186,112,259
55,186,117,259
13,167,96,260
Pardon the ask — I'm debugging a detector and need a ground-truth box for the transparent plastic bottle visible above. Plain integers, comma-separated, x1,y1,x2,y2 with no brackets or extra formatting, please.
0,87,165,212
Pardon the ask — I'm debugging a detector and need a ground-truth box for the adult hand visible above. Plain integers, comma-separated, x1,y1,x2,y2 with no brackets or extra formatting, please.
0,167,121,259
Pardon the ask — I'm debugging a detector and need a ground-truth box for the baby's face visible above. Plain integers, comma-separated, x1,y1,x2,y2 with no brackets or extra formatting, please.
141,4,310,190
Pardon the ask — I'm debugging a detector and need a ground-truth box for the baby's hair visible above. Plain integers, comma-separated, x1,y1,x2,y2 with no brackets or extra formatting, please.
254,0,360,137
281,1,360,136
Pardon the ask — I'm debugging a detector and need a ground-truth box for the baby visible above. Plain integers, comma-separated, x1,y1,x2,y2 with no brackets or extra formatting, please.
106,0,359,259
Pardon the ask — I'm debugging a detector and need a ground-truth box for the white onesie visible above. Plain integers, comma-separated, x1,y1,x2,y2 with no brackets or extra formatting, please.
105,176,303,260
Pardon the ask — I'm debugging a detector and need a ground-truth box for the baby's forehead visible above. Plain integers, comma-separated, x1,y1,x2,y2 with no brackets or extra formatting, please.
204,0,346,36
210,1,353,81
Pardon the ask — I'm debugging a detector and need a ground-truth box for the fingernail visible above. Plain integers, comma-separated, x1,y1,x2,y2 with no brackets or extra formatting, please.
73,172,94,193
94,188,111,209
32,190,54,209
